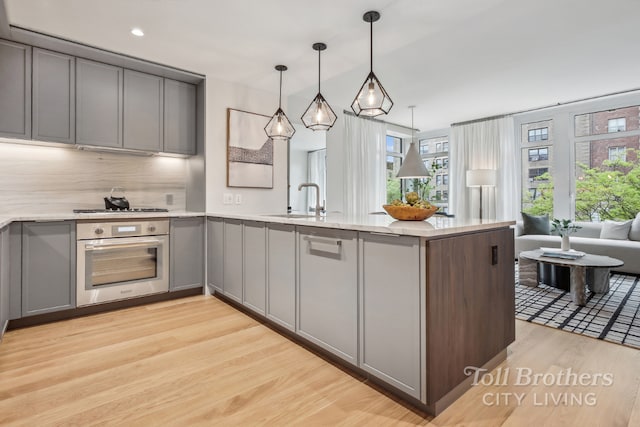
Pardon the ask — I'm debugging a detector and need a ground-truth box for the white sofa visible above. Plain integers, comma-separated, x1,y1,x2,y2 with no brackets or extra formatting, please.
514,221,640,275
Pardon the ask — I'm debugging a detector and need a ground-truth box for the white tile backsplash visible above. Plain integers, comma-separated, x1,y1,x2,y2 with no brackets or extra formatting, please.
0,140,187,214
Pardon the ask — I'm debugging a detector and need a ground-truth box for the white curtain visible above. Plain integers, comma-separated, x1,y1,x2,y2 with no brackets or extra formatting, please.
342,114,387,216
450,116,519,221
307,148,326,212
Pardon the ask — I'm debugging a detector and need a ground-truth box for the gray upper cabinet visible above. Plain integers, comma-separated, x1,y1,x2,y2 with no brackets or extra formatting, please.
22,221,76,317
164,79,196,155
32,48,75,144
266,223,296,331
170,217,204,292
0,40,31,139
124,70,163,152
359,232,423,400
297,227,358,365
76,58,123,148
207,217,224,294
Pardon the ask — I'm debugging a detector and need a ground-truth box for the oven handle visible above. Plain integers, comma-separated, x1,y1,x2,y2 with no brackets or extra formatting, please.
84,239,164,251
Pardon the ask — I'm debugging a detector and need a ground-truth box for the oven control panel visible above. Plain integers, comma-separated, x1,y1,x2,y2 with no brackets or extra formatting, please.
77,220,169,240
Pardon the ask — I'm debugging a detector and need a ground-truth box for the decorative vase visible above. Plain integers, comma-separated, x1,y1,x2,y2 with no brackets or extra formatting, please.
561,235,570,251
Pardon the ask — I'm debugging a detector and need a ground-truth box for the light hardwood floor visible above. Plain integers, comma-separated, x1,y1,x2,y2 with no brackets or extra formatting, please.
1,295,639,426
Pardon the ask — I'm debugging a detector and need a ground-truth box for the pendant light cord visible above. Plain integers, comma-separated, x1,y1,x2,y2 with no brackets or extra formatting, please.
278,69,283,109
369,19,373,72
318,48,321,92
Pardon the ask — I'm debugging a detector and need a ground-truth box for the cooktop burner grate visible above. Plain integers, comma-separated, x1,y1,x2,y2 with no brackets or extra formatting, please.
73,208,169,213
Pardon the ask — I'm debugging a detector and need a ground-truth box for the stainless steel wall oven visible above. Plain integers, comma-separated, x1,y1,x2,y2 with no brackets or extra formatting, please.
76,219,169,306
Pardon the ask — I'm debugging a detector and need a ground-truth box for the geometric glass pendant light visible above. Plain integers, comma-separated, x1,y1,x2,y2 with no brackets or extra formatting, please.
301,42,337,131
396,106,430,178
351,10,393,117
265,65,296,140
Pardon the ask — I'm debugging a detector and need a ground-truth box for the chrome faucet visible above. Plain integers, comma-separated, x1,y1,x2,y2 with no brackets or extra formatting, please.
298,183,325,215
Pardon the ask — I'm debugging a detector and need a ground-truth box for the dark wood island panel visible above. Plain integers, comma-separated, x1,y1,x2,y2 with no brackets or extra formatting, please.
426,227,515,406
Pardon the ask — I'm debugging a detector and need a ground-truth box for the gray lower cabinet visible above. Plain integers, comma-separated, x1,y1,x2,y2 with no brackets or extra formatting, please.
170,217,204,291
266,223,296,331
164,79,196,155
76,58,123,148
22,221,76,316
124,70,163,152
207,217,224,294
0,226,9,339
359,232,423,400
8,223,22,320
297,227,358,364
243,221,266,315
223,219,243,303
0,39,31,139
32,48,75,144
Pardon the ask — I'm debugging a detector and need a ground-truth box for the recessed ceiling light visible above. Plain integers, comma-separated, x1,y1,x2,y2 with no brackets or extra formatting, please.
131,28,144,37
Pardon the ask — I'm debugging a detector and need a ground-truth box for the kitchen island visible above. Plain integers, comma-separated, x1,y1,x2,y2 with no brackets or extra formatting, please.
206,212,515,415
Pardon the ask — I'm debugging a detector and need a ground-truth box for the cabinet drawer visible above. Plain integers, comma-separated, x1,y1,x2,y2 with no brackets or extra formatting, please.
297,227,358,364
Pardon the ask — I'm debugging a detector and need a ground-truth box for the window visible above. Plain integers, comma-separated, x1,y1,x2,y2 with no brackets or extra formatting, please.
608,146,627,161
419,141,429,155
528,147,549,162
575,106,638,137
607,118,626,133
528,127,548,142
418,134,450,213
386,135,403,203
528,168,549,182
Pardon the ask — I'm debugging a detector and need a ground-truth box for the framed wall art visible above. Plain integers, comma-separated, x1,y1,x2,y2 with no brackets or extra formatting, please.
227,108,274,188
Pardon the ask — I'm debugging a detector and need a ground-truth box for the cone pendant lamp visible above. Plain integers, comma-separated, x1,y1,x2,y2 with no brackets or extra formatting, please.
396,106,429,178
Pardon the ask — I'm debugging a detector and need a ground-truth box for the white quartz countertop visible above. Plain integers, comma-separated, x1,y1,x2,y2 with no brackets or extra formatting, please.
207,212,515,238
0,211,204,229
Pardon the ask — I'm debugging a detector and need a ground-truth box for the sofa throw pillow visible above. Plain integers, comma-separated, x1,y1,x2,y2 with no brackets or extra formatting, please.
629,213,640,241
521,212,550,235
600,219,633,240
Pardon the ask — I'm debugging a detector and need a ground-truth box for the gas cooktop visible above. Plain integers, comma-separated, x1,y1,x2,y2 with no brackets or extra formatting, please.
73,208,169,213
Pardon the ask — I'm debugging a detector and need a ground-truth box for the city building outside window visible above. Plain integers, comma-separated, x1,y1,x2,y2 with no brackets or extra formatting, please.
607,117,626,133
528,147,548,162
527,127,548,142
608,146,627,161
528,167,549,183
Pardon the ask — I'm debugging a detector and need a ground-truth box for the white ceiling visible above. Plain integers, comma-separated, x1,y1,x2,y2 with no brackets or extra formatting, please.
6,0,640,131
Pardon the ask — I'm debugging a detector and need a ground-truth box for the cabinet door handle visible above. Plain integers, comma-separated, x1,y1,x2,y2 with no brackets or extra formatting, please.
304,236,342,246
304,236,343,257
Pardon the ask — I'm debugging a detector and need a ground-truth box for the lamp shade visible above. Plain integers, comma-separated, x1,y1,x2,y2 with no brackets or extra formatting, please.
397,142,429,178
466,169,497,187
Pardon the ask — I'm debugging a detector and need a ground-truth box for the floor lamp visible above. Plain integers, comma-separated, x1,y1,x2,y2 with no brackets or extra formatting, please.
466,169,497,220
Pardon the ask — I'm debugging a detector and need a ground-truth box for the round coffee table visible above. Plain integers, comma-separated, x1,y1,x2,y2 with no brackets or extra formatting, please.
519,249,624,306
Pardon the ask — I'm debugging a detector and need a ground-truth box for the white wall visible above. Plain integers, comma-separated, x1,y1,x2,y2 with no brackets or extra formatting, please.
205,76,288,213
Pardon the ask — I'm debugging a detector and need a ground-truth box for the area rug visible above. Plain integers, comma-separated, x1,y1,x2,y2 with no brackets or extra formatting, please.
515,269,640,350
